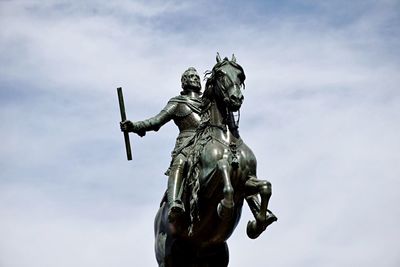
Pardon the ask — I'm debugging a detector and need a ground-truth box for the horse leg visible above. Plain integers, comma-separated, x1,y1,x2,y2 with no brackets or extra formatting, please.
216,159,234,219
245,176,277,239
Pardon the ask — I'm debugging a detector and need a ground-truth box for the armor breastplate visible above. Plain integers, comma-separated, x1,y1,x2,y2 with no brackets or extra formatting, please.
174,109,201,132
161,96,202,133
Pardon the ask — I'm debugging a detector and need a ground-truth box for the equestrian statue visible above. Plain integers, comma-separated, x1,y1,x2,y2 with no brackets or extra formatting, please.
119,54,277,267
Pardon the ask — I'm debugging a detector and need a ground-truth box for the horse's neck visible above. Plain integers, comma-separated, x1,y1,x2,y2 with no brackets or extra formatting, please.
208,101,239,144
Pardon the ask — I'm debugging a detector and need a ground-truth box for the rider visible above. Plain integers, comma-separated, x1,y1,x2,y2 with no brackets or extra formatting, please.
120,67,202,223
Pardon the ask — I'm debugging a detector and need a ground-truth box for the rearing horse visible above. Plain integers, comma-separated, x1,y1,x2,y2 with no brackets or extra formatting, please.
154,54,277,267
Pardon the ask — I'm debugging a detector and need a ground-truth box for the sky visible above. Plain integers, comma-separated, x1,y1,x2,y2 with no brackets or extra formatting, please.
0,0,400,266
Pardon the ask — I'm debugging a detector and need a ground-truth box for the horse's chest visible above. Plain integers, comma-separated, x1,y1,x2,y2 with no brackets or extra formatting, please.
219,144,252,180
201,140,254,183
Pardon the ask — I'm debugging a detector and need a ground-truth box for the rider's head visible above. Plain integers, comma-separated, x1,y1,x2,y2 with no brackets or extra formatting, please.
181,67,201,94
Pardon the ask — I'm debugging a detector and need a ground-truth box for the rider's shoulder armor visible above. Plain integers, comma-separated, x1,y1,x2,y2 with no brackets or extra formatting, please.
161,100,178,116
174,103,193,117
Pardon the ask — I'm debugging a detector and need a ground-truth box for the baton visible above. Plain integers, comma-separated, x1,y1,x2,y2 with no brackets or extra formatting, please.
117,87,132,160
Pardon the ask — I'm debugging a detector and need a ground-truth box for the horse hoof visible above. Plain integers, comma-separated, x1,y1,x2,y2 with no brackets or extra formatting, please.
266,212,278,226
246,220,261,239
217,202,234,219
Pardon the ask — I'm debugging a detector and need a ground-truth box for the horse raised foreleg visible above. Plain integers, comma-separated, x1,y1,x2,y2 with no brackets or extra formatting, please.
216,159,234,219
245,176,277,239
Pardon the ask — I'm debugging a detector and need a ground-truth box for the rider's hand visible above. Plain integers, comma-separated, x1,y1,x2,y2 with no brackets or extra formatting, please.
120,120,146,137
120,120,133,132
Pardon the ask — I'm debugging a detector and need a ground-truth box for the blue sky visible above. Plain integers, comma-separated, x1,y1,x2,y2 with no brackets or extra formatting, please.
1,1,400,266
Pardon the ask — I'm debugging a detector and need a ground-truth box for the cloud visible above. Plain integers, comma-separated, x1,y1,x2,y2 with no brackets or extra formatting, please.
0,184,157,266
1,0,399,266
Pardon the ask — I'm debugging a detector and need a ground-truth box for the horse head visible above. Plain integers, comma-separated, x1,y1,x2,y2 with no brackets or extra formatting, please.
204,53,246,112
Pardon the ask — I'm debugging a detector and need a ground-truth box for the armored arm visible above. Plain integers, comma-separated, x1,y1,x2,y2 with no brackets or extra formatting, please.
135,109,173,132
121,101,177,136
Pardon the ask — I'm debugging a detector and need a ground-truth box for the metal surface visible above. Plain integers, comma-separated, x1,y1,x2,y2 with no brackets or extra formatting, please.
117,87,132,160
118,58,278,266
153,55,277,266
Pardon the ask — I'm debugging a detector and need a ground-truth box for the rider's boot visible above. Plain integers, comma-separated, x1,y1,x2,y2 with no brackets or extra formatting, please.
167,156,185,223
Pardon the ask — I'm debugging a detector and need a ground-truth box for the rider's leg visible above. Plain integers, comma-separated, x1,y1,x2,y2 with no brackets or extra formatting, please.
167,154,186,222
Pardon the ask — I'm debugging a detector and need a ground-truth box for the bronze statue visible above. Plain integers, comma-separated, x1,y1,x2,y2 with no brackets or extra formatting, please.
120,67,203,224
119,54,277,267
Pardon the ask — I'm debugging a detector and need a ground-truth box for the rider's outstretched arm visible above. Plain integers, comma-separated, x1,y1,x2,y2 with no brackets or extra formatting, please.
121,101,177,135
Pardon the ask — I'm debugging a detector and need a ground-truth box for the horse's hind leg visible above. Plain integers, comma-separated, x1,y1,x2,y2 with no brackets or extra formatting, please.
245,176,277,239
216,159,234,219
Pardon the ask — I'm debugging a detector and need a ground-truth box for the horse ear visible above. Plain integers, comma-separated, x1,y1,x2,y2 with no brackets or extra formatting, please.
216,52,221,63
231,54,236,63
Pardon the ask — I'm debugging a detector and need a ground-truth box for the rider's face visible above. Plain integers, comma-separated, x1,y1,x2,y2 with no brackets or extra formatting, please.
185,71,201,90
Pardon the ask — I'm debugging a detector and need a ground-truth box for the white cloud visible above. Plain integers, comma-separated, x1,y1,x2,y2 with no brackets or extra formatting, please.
0,184,156,267
1,0,399,266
